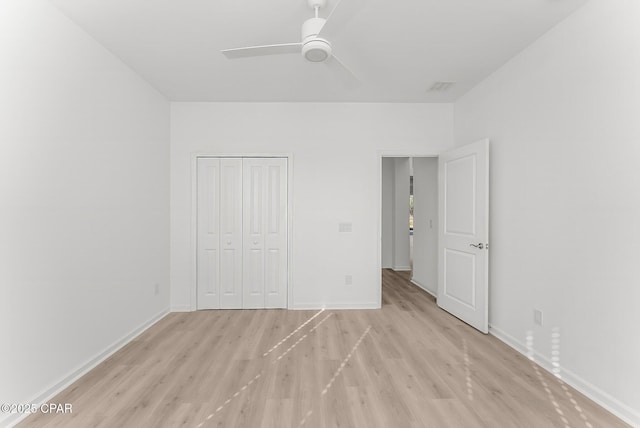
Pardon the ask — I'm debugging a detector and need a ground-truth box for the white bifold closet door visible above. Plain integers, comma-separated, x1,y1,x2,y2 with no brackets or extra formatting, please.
196,157,287,310
197,158,243,309
242,158,288,309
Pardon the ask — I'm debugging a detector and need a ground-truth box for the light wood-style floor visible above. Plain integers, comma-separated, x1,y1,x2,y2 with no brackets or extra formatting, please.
20,270,628,427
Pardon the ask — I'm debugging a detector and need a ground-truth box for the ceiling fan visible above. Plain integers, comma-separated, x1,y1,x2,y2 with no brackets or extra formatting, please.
221,0,366,82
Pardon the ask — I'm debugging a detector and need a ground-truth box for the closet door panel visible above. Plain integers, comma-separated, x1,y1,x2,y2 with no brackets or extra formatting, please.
196,158,220,309
219,158,243,309
264,161,288,308
243,161,266,309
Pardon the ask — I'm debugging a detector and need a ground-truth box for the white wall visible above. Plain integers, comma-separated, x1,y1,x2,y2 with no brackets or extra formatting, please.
411,157,438,294
381,158,395,269
454,0,640,424
392,158,411,270
171,103,453,310
0,2,170,425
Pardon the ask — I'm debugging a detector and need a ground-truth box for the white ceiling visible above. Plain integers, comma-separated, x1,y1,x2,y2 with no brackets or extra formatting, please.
50,0,587,102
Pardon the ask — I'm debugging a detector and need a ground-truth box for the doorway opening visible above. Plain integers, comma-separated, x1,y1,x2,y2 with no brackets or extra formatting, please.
409,172,414,269
381,156,439,303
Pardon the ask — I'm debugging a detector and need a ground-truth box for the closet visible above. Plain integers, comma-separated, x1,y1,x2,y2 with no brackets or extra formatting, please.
196,157,288,309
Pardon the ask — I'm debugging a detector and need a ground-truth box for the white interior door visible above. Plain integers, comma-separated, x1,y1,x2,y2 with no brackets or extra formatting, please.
243,158,288,309
437,139,489,333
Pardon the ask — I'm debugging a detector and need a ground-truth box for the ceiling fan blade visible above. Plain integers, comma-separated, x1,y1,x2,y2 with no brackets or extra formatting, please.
325,54,360,88
318,0,369,40
222,43,302,59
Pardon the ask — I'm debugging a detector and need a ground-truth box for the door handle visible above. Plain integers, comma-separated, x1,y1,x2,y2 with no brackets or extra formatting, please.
470,243,484,249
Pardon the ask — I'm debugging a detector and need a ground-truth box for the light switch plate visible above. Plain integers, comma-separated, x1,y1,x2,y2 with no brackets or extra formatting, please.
339,222,352,233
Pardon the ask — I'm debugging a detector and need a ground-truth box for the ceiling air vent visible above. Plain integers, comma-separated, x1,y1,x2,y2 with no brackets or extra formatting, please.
428,81,456,91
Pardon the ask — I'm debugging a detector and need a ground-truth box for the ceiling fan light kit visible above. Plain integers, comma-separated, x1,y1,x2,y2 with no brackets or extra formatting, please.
302,38,332,62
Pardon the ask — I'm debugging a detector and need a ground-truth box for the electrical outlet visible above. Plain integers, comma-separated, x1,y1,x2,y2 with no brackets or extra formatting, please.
154,283,160,296
344,275,353,285
534,309,543,326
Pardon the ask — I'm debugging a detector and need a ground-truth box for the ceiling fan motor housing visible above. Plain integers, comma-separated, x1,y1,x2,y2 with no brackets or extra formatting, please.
301,17,332,62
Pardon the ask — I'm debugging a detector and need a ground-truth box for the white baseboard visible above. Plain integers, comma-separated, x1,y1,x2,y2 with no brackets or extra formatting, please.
2,308,170,428
172,303,382,311
290,302,380,310
409,279,437,298
392,266,412,271
489,324,640,427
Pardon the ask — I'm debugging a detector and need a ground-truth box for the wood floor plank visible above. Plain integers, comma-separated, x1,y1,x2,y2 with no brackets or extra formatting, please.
18,270,629,428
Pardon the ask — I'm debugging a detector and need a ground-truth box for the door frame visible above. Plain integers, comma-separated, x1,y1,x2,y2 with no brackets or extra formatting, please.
190,153,294,311
377,151,439,308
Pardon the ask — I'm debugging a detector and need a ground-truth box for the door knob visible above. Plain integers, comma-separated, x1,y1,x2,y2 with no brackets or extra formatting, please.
253,240,258,245
470,243,484,249
226,241,231,245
